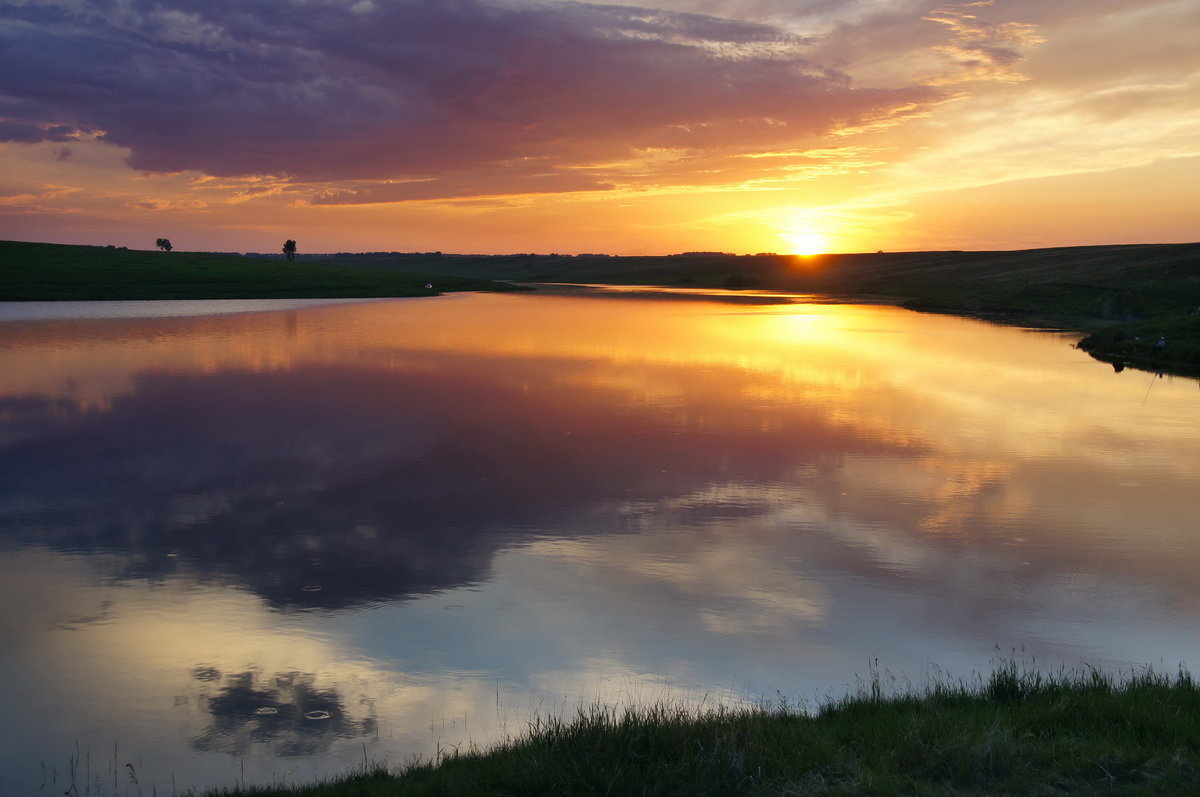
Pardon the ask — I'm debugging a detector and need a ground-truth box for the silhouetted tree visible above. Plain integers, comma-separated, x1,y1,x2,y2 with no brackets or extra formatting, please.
156,238,173,252
283,239,297,261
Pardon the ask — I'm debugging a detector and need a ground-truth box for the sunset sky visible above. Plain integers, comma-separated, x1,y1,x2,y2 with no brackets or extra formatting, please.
1,0,1197,255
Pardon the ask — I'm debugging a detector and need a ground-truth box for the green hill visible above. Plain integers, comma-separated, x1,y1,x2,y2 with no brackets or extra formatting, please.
0,240,520,300
311,243,1200,373
313,243,1200,322
5,239,1198,373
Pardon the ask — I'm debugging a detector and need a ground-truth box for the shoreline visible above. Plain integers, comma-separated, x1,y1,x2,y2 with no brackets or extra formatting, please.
4,238,1198,377
203,663,1200,796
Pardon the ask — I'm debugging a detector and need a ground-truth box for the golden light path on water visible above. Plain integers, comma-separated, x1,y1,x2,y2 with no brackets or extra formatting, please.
0,292,1197,792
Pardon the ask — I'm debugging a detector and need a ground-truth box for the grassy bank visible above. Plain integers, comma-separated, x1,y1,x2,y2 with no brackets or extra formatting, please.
311,243,1200,374
1076,313,1200,376
312,244,1200,320
0,240,521,300
207,664,1200,796
6,239,1199,374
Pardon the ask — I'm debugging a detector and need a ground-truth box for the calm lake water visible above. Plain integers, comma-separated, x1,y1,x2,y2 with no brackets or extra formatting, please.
1,291,1198,793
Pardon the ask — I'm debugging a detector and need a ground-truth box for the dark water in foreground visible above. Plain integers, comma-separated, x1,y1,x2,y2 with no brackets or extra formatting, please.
1,292,1197,794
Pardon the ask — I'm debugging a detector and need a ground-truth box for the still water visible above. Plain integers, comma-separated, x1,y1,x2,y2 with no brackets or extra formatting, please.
1,291,1197,793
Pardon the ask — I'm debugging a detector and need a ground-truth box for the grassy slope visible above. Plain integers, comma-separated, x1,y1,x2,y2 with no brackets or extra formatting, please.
210,665,1200,796
5,240,1198,371
312,244,1200,318
316,244,1200,373
0,240,521,300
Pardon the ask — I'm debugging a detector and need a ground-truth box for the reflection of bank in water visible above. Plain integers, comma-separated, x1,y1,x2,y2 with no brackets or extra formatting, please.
3,293,1199,795
525,282,815,305
185,667,376,757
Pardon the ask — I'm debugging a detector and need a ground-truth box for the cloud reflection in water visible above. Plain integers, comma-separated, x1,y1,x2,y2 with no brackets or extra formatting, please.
0,293,1198,792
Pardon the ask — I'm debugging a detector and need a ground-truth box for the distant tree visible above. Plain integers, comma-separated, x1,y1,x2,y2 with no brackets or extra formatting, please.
282,239,297,261
156,238,173,252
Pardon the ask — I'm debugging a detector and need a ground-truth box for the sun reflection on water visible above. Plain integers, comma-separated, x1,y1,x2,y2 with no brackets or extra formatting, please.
1,292,1198,792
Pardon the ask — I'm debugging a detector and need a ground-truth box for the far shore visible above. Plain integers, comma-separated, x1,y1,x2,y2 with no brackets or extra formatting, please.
3,239,1198,376
0,239,526,303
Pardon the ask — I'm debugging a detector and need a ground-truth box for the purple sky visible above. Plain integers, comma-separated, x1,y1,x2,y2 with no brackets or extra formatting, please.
1,0,1197,253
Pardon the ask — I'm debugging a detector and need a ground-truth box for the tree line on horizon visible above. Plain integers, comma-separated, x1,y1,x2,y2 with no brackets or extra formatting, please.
155,238,298,260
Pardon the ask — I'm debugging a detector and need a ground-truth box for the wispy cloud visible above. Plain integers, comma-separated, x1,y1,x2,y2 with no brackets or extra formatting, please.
923,1,1043,83
0,183,84,211
0,120,77,143
312,170,614,205
126,197,208,211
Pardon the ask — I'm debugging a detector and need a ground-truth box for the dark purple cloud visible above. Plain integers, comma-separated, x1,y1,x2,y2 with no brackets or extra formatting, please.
0,119,76,143
0,0,941,197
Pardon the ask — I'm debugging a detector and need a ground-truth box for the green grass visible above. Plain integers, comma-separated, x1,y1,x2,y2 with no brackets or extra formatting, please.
1076,314,1200,376
310,244,1200,375
6,239,1199,374
310,244,1200,321
0,240,522,300
205,663,1200,796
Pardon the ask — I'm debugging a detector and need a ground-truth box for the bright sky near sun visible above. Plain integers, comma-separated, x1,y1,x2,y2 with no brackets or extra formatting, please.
0,0,1197,255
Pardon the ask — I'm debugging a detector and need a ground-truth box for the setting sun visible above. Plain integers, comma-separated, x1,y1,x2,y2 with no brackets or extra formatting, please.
3,0,1200,793
0,0,1195,255
782,230,830,256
